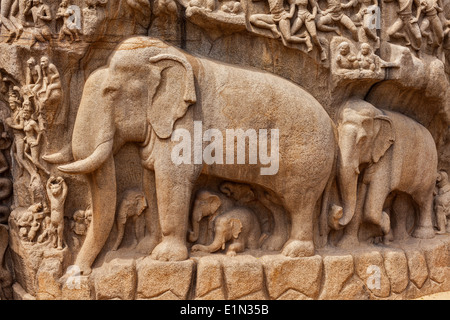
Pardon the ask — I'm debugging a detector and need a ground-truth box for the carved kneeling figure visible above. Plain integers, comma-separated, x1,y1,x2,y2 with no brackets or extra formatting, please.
192,207,265,256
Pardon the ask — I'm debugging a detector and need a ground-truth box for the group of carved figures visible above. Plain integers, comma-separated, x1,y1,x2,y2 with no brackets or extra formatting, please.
0,0,84,45
188,0,450,60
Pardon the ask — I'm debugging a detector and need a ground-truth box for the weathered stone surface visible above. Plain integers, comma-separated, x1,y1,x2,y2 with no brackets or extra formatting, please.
12,282,35,300
262,254,322,300
319,254,354,300
36,258,62,300
354,251,390,298
405,250,429,289
382,250,409,294
194,256,224,299
136,258,194,300
339,276,370,300
421,240,448,284
94,258,137,300
222,255,265,300
61,275,92,300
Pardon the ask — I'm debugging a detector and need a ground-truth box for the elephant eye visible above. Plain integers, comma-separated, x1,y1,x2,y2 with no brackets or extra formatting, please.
103,86,118,96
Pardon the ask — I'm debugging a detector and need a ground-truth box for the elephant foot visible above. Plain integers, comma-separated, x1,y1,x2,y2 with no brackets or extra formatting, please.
336,234,360,249
261,234,285,251
151,238,189,261
412,226,435,239
281,239,314,258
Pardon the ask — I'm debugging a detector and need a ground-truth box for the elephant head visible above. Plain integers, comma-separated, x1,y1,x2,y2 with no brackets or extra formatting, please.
189,190,222,243
48,38,197,273
336,99,395,227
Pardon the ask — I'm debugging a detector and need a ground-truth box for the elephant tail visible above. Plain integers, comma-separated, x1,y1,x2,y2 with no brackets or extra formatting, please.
319,124,339,237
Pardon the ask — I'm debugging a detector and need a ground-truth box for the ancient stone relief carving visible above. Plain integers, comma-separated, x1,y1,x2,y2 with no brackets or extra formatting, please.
0,0,448,301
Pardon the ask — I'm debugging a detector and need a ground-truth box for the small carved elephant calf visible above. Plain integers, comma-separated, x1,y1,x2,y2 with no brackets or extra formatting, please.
112,189,147,251
191,204,266,256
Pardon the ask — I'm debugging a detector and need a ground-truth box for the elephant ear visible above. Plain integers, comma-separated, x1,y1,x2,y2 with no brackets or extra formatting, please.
208,194,222,215
148,54,197,139
230,218,243,239
372,115,395,163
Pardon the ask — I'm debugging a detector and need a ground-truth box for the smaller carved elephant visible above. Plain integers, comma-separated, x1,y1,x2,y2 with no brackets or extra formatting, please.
191,206,266,256
112,189,148,251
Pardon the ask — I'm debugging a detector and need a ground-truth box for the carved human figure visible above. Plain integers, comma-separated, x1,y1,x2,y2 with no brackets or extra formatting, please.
22,99,49,175
25,58,43,94
357,43,376,72
249,0,312,48
57,0,81,43
336,41,359,70
191,206,265,256
413,0,443,48
342,0,379,43
4,88,39,181
290,0,327,59
112,190,147,251
384,0,422,53
46,176,68,250
0,0,24,42
435,171,450,234
317,0,359,41
38,57,61,103
24,0,53,47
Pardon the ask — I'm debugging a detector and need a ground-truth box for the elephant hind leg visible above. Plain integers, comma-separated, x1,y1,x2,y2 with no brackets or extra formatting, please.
411,190,435,239
281,190,317,258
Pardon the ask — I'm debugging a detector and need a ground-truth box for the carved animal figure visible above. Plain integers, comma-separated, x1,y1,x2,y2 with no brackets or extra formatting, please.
112,189,147,251
46,37,336,274
334,98,437,246
191,207,265,256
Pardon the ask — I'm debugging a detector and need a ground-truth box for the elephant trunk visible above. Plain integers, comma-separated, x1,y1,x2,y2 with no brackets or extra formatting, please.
337,133,359,227
205,233,226,253
188,208,202,243
58,139,114,174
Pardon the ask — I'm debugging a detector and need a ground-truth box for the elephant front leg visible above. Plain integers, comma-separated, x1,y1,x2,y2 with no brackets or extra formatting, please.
151,165,198,261
363,183,391,236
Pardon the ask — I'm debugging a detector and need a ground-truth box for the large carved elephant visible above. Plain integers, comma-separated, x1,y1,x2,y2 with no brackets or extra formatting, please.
335,98,437,245
48,37,336,274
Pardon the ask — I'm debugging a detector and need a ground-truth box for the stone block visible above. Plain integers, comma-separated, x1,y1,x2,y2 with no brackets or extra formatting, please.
94,258,137,300
136,257,194,300
262,254,322,300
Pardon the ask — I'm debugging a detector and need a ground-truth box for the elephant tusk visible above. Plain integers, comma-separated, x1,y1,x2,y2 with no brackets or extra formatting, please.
58,140,114,174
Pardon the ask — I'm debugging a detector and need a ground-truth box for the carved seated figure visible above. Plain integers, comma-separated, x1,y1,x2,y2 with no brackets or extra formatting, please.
435,171,450,234
357,43,376,74
336,41,359,71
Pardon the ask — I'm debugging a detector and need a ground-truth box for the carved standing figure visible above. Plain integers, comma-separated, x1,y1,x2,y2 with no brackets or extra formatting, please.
112,189,147,251
57,0,82,43
342,0,379,43
46,176,68,250
290,0,326,59
413,0,444,48
317,0,359,41
435,171,450,234
47,37,337,274
250,0,312,48
384,0,422,53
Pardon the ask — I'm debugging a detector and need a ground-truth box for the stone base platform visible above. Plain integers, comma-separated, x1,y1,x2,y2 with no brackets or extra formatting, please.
12,235,450,300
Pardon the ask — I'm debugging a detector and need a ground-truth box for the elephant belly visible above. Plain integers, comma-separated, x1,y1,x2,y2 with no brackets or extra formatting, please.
196,59,336,195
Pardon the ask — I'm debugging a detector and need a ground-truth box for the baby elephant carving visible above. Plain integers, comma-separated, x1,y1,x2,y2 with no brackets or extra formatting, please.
112,189,148,251
191,195,266,256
